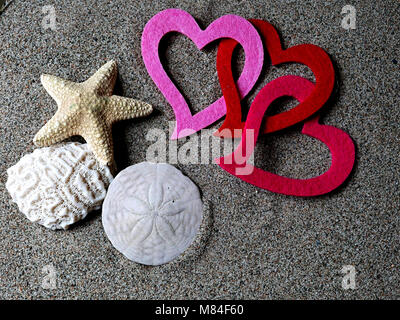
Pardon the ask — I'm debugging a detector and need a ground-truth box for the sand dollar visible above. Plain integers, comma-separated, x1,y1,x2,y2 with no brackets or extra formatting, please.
102,162,203,265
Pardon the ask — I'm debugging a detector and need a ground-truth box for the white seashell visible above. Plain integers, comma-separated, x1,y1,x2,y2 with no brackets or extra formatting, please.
6,142,113,230
102,162,203,265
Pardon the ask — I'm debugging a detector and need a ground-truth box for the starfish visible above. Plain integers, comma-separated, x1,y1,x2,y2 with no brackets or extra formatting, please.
34,60,153,166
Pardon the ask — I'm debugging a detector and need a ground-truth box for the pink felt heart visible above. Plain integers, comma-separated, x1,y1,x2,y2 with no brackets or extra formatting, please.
217,75,355,197
141,9,264,139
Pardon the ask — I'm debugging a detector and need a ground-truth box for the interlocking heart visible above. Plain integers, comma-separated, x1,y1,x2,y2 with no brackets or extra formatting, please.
142,9,355,196
216,75,355,197
214,19,335,138
141,8,264,139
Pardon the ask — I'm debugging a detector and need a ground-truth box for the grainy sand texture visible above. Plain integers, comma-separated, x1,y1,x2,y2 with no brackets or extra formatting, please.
0,0,399,299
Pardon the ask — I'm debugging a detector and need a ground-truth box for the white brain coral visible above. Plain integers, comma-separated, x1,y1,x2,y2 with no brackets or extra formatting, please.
6,142,113,230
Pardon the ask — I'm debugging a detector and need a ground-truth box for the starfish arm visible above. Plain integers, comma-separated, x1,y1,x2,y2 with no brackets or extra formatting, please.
106,95,153,123
81,120,114,166
41,74,80,105
83,60,117,96
33,110,76,146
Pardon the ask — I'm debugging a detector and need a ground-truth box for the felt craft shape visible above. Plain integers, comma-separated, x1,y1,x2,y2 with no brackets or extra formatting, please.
217,75,355,196
141,8,264,139
214,19,335,138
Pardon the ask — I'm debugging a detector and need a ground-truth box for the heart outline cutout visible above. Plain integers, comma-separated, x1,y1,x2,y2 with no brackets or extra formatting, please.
214,19,335,138
141,9,264,139
217,75,355,197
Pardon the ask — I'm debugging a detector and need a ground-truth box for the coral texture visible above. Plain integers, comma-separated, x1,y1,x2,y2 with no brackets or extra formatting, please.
6,142,113,230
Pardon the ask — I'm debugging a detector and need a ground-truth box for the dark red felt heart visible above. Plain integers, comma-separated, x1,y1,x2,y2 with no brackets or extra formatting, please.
214,19,335,138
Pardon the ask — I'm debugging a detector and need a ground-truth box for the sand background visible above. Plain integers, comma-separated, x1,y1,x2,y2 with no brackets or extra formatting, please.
0,0,399,299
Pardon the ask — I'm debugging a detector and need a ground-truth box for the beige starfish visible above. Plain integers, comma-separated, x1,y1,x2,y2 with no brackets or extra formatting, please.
34,60,153,166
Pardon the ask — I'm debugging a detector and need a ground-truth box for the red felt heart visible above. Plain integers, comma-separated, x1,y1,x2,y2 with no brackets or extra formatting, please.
216,75,355,197
214,19,335,138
